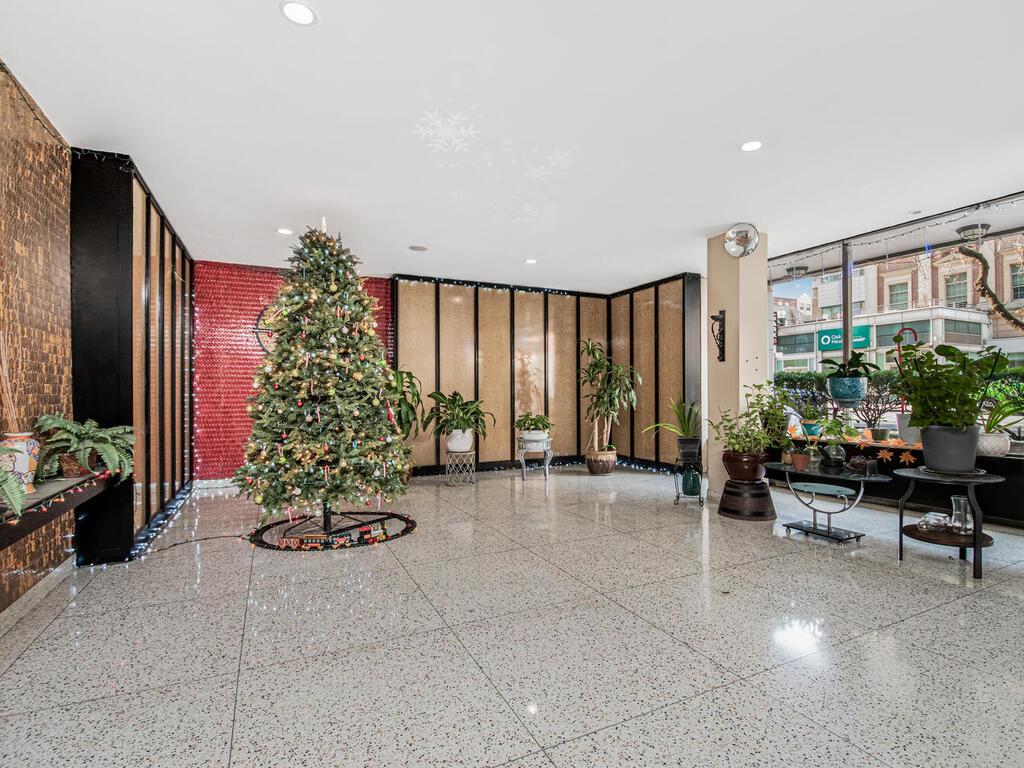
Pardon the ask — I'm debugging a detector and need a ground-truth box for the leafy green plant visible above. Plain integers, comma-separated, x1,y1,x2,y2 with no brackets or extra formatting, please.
796,400,826,422
35,414,134,481
815,417,859,444
387,370,425,441
744,383,791,448
981,398,1024,433
643,397,700,439
513,412,553,432
422,391,495,438
579,339,641,452
894,342,1008,429
821,350,879,379
708,409,771,455
0,446,26,516
853,370,904,429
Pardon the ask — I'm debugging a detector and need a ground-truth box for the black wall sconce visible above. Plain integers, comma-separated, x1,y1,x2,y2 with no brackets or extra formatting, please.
710,309,726,362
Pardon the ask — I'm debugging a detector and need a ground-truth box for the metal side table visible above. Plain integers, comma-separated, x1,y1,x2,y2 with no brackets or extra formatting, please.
517,437,553,481
445,450,476,486
766,462,892,543
894,467,1003,579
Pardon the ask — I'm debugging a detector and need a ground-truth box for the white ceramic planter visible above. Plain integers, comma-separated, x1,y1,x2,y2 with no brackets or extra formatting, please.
977,431,1011,457
1,432,40,493
896,413,921,445
520,430,549,445
445,429,474,452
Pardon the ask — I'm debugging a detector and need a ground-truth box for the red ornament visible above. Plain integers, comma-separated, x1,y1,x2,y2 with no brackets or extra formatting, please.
297,400,303,406
281,432,288,440
359,354,365,361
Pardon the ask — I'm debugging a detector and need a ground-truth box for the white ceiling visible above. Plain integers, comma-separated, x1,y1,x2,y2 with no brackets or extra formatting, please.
3,1,1024,293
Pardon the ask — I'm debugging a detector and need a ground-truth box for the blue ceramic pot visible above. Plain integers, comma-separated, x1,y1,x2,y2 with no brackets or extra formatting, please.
827,376,867,407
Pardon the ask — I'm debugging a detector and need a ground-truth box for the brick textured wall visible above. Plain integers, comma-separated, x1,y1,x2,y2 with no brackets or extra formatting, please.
0,62,73,613
192,260,392,480
0,64,73,431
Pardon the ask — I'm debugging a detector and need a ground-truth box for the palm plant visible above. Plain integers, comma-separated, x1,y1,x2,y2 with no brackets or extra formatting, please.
579,339,640,453
34,414,134,481
388,370,425,441
422,391,495,438
0,446,26,516
643,398,700,439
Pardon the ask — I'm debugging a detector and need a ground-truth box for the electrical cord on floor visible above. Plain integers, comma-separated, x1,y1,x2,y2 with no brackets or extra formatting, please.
146,534,248,555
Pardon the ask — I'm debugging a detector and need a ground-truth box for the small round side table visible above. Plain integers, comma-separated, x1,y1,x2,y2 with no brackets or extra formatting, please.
445,450,476,486
894,467,1004,579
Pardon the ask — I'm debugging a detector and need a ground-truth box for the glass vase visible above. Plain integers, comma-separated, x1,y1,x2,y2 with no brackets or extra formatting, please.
949,495,973,534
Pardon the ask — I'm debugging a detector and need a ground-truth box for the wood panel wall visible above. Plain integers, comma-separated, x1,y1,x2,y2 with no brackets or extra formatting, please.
394,273,700,471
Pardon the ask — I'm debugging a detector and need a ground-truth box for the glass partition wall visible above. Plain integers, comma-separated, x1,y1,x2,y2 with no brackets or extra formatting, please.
769,190,1024,433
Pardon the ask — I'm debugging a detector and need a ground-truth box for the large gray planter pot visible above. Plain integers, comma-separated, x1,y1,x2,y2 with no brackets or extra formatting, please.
920,425,980,474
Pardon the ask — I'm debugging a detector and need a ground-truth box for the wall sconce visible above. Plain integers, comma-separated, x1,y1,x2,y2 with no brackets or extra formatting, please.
710,309,726,362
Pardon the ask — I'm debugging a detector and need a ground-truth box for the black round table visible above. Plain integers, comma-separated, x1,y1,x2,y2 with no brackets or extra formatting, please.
894,467,1004,579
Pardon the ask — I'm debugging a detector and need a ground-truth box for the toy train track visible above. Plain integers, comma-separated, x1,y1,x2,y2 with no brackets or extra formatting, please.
250,510,415,551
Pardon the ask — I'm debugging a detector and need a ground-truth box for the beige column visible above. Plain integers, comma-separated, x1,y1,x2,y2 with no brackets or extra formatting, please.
705,231,771,494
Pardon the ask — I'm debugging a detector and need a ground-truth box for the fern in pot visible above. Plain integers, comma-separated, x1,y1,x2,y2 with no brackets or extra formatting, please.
423,391,495,452
895,343,1007,473
34,414,134,480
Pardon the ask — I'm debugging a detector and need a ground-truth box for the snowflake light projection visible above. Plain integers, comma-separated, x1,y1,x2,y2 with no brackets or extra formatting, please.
414,110,480,153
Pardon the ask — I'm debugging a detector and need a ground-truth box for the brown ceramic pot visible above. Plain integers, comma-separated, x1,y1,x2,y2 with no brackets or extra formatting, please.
585,450,617,475
721,451,767,482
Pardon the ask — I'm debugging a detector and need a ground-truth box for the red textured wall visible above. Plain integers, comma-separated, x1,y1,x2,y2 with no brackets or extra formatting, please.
193,260,393,480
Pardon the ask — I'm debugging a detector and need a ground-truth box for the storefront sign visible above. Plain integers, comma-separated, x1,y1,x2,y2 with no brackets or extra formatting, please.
817,325,870,351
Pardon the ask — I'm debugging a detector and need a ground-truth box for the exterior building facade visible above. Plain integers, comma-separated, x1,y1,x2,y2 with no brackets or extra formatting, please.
772,234,1024,372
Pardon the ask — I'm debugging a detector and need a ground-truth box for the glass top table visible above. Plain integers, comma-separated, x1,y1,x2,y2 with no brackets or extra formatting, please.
764,462,892,543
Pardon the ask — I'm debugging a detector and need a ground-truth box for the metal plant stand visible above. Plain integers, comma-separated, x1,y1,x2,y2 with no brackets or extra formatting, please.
895,467,1003,579
672,461,704,506
517,437,553,481
766,462,891,543
445,450,476,486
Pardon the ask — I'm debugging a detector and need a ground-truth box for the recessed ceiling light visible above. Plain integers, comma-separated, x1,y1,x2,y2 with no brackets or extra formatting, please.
276,228,293,235
525,259,537,264
408,245,428,252
740,140,763,152
280,1,317,26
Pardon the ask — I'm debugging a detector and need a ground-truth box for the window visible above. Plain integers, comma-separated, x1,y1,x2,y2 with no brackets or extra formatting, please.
945,273,968,307
876,320,930,347
1007,352,1024,368
782,358,810,371
1012,264,1024,301
777,332,815,354
947,320,982,336
820,304,840,320
888,282,909,310
852,301,865,316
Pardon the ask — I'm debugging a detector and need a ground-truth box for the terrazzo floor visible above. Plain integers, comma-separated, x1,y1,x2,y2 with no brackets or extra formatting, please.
2,467,1024,767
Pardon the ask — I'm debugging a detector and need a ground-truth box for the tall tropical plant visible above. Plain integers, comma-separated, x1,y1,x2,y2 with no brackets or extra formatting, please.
579,339,640,452
387,370,425,441
422,391,495,438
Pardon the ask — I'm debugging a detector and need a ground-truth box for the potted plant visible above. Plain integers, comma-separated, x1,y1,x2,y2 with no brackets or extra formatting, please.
821,351,879,408
0,446,26,516
708,408,771,481
796,400,826,437
34,414,135,480
978,397,1024,457
745,383,792,459
790,444,811,471
387,370,425,442
853,370,902,442
513,412,553,446
579,339,640,475
895,343,1008,473
642,397,700,463
0,333,40,493
813,417,859,467
423,390,495,452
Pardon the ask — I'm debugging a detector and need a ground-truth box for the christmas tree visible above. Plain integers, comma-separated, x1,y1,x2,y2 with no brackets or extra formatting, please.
234,229,410,531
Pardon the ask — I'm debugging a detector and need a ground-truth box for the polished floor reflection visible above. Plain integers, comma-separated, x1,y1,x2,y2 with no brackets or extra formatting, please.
1,468,1023,767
